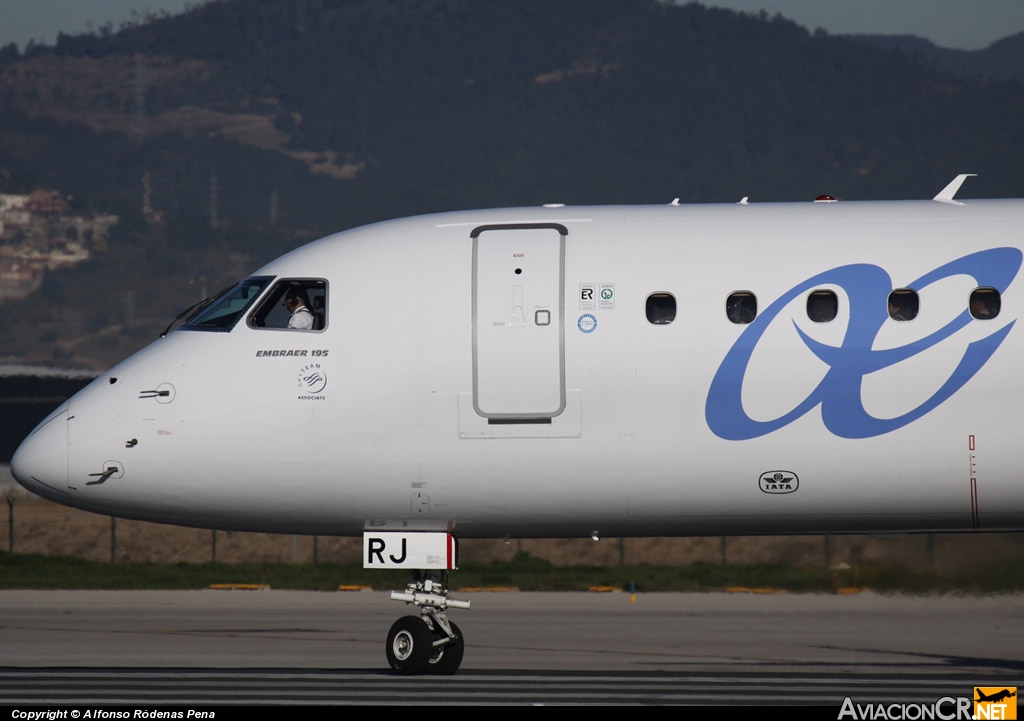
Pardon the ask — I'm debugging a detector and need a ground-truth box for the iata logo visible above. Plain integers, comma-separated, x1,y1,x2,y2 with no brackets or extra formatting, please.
759,470,798,494
706,248,1021,440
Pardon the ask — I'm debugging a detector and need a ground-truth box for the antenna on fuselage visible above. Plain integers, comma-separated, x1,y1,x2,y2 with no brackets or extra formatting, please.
933,174,977,205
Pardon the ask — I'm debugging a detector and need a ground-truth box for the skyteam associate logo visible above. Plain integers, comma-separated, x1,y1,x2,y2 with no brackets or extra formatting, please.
706,248,1021,440
297,363,327,398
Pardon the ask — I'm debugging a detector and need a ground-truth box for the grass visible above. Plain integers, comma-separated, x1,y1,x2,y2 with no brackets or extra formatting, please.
3,550,1023,593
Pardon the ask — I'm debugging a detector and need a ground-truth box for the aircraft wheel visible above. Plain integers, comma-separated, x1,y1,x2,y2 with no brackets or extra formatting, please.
426,622,464,675
386,616,432,675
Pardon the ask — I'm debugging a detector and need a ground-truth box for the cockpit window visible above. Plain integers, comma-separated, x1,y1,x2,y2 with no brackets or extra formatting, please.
180,276,272,332
248,279,327,331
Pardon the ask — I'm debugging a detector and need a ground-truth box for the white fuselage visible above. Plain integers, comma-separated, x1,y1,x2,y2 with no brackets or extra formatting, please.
13,200,1024,537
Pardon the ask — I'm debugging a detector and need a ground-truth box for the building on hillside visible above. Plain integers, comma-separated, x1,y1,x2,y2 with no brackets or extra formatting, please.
0,189,118,303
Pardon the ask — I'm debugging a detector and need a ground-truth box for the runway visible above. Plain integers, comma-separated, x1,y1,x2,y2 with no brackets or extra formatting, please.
1,590,1020,704
2,668,1014,705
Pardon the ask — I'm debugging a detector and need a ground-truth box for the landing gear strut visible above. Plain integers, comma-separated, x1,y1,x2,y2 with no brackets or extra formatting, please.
386,570,470,675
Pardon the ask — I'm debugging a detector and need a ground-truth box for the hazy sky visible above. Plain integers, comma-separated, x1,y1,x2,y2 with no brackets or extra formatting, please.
1,0,1022,51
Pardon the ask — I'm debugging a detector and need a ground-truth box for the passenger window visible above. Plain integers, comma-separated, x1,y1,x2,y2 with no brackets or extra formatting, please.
807,290,837,322
646,293,676,325
249,279,328,331
970,288,1000,320
726,292,757,324
887,289,919,321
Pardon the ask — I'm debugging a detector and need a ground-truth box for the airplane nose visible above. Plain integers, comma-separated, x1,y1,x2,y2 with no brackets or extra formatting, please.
11,404,69,500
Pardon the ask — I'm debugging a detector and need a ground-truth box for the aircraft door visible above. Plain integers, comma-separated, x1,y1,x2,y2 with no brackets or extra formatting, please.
472,223,566,420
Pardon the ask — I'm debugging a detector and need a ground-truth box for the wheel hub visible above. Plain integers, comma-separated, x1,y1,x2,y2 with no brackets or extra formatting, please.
393,631,414,661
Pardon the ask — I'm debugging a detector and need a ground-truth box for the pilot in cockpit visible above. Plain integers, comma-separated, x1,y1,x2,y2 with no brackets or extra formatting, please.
284,287,314,330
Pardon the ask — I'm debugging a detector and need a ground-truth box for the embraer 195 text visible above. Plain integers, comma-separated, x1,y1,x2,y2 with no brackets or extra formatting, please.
12,175,1024,674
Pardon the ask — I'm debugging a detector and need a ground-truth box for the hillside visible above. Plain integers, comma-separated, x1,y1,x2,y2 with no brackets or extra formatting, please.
1,0,1024,369
848,31,1024,84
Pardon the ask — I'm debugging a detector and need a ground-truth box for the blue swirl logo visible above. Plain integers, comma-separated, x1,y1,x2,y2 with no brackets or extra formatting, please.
705,248,1021,440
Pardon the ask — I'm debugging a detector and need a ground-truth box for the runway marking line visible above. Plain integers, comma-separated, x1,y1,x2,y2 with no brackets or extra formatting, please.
208,583,271,591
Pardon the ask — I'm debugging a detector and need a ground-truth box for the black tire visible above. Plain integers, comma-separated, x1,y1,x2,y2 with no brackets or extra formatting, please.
386,616,432,675
426,621,464,675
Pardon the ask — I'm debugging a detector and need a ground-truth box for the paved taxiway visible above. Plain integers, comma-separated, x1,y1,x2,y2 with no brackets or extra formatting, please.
1,590,1021,703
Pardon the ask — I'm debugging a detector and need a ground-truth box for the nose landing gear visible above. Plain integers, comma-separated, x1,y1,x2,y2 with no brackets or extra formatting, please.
387,570,470,675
